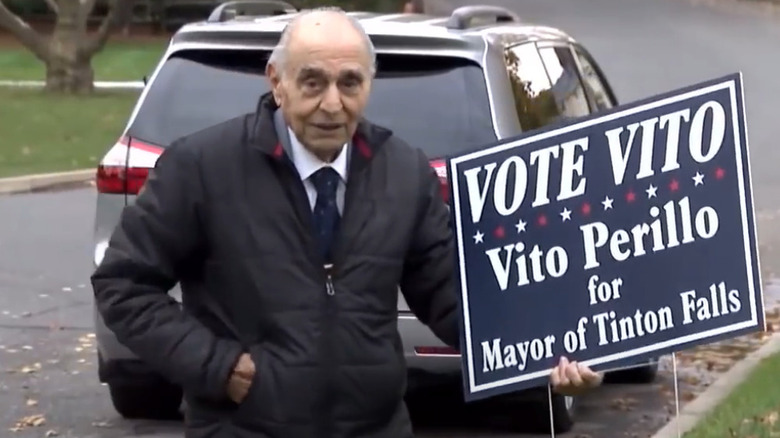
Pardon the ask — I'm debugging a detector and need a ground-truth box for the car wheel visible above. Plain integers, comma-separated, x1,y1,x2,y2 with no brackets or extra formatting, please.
108,382,183,420
524,393,577,434
605,359,659,384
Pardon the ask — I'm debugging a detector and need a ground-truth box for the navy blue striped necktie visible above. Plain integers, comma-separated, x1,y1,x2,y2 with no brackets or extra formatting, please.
310,167,341,262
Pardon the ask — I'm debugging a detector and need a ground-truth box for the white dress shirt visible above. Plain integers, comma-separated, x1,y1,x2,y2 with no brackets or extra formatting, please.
287,128,349,214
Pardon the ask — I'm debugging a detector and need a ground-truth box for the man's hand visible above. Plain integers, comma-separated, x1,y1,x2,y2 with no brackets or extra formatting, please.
226,353,256,404
549,356,603,396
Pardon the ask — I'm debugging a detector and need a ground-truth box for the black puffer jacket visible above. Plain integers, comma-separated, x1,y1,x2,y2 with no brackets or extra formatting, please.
91,94,461,438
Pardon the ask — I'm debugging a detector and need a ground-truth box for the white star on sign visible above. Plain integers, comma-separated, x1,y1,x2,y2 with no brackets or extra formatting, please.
646,184,658,199
560,208,572,222
473,230,484,244
693,172,705,186
515,219,527,233
602,196,614,210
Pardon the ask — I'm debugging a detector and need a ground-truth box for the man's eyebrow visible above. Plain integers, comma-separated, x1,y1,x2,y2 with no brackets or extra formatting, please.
339,69,365,80
297,67,327,79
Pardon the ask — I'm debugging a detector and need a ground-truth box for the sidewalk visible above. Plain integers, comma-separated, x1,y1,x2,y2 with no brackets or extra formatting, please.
0,80,144,90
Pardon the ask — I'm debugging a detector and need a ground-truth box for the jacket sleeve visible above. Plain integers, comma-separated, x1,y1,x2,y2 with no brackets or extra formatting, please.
91,139,244,401
399,148,461,350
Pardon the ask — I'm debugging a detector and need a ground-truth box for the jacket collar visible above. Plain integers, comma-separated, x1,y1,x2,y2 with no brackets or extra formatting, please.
250,92,393,171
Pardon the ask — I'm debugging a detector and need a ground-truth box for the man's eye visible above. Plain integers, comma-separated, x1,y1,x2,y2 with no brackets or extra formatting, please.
340,79,360,89
302,79,321,89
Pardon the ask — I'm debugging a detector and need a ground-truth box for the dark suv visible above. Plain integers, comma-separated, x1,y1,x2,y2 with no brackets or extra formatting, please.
92,1,658,433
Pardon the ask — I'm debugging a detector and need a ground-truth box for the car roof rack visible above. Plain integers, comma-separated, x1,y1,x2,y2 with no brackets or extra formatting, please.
444,5,520,30
207,0,298,23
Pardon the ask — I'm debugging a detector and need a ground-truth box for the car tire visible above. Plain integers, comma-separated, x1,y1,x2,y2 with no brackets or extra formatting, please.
605,359,659,384
108,382,183,420
524,393,577,434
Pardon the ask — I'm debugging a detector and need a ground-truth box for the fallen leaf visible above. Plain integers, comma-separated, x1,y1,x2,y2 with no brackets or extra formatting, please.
10,414,46,431
19,363,42,374
610,397,639,411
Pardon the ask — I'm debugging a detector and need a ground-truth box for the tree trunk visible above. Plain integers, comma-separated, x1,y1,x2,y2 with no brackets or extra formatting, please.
45,55,95,94
46,0,94,93
0,0,133,94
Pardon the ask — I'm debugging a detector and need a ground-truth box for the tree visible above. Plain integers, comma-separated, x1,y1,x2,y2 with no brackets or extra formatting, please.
0,0,133,94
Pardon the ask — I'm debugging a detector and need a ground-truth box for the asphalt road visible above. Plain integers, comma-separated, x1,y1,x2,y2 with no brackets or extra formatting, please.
0,188,679,437
1,0,778,437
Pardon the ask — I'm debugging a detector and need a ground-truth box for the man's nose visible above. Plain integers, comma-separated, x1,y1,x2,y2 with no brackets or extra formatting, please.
319,83,343,114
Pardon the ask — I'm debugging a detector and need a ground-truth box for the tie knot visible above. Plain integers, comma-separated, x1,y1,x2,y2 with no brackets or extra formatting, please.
310,167,341,196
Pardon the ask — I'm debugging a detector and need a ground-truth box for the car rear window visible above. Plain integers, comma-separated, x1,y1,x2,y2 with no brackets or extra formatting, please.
126,49,497,159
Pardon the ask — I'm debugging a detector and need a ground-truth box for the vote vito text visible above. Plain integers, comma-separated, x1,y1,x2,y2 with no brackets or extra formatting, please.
463,100,726,291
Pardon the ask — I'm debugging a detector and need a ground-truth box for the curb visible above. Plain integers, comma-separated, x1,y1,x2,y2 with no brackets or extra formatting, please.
0,169,95,195
650,332,780,438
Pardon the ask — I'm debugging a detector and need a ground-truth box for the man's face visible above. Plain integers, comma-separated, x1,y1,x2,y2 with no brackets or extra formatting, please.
268,18,373,161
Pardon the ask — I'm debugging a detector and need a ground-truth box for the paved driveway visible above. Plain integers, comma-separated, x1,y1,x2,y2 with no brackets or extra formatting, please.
0,188,677,437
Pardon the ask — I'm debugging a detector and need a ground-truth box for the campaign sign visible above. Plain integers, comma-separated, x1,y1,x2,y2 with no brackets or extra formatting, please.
448,73,764,401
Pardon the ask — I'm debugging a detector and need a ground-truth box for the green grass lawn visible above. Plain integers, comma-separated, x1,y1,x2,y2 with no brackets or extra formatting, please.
0,40,167,82
684,350,780,437
0,87,139,178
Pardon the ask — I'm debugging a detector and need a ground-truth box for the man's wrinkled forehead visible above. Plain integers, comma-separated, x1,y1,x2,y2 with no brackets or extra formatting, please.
283,13,372,76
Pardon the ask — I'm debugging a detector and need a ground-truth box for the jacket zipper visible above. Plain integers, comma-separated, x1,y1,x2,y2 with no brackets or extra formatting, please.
323,263,336,437
325,264,335,296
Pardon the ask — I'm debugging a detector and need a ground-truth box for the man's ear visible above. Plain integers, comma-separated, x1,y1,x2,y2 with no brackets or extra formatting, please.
265,62,283,105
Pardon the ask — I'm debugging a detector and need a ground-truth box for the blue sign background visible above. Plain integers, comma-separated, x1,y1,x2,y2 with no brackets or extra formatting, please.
447,73,764,401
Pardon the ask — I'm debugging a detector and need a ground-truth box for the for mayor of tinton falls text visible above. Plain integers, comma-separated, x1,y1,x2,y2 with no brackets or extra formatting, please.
479,276,743,374
462,99,727,291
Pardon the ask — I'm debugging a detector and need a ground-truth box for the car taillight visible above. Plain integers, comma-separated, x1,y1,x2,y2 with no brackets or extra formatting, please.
96,164,150,195
429,159,449,203
96,136,162,195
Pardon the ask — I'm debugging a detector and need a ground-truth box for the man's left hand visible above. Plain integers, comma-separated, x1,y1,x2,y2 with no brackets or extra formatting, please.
549,356,603,396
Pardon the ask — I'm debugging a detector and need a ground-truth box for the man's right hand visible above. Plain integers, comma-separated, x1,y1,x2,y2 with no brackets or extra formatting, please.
227,353,256,404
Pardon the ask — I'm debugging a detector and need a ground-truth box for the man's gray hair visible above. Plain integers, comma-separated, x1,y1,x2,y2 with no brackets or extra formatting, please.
267,6,377,77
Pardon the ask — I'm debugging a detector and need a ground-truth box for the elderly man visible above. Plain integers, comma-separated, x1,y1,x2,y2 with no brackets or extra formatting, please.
91,7,601,438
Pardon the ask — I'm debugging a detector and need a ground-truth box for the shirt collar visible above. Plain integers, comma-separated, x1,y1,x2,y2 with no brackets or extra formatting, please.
287,127,349,183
